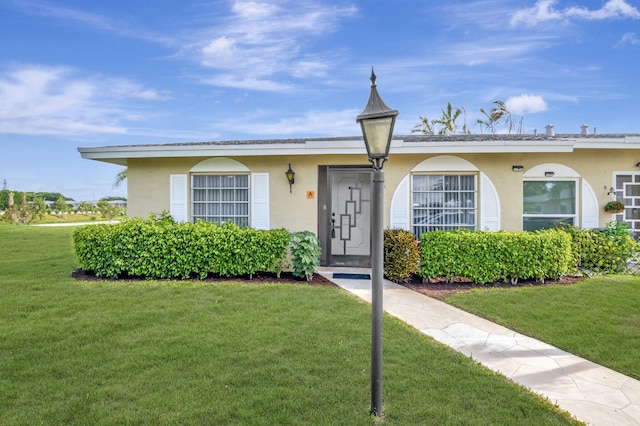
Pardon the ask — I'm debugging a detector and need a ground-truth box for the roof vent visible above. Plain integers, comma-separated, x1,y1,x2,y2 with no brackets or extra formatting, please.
545,124,555,137
580,124,589,135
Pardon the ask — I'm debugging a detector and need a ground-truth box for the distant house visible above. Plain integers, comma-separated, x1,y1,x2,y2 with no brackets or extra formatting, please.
78,131,640,267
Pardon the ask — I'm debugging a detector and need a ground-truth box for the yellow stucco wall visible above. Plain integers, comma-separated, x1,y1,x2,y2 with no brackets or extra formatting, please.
127,149,638,232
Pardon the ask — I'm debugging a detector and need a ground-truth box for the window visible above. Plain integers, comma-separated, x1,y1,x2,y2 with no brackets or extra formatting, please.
611,173,640,236
523,180,576,231
412,174,477,238
192,174,249,226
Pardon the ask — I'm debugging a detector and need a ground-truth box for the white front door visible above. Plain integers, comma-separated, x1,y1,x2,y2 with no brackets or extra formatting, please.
329,169,371,266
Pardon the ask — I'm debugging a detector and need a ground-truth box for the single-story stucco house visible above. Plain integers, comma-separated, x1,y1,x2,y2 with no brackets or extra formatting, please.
78,130,640,267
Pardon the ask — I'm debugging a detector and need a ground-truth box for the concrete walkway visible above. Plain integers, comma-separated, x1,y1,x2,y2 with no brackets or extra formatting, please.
318,267,640,426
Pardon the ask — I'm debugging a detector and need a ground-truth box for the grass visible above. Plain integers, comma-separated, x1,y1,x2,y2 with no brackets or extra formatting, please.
0,223,579,425
446,276,640,380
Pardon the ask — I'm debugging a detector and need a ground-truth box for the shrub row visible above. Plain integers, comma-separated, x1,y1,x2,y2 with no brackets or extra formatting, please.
418,229,573,284
74,219,294,280
558,223,638,274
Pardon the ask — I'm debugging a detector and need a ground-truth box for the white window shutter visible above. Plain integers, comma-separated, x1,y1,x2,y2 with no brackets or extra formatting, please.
169,174,188,222
390,175,410,230
581,180,598,228
480,172,500,231
251,173,270,229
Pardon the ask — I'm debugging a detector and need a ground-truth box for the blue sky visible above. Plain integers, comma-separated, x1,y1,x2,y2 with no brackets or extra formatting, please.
1,0,639,202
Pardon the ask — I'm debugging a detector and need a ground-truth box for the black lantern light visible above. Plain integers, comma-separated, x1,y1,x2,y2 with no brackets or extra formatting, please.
356,68,399,171
285,163,295,193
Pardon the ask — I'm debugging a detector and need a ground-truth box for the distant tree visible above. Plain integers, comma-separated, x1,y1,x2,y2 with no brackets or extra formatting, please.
77,201,95,213
31,197,47,221
113,168,127,188
0,189,10,210
54,194,69,219
96,200,119,220
100,196,127,202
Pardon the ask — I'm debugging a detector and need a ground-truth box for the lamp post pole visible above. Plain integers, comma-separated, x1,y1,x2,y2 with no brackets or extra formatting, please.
356,68,398,417
370,167,384,415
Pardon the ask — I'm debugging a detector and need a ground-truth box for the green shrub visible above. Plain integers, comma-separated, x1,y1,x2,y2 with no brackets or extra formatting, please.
418,229,572,284
383,228,420,283
557,222,638,274
73,218,290,279
289,231,321,281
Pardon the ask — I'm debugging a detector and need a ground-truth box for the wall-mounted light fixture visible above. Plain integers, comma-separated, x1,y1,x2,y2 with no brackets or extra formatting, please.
544,171,555,177
635,162,640,168
607,187,616,196
285,163,295,193
512,165,524,172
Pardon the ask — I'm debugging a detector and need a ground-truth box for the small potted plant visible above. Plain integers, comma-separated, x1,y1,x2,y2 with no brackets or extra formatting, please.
604,200,625,213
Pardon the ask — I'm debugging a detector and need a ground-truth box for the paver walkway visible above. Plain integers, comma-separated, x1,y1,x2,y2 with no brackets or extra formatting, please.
319,268,640,426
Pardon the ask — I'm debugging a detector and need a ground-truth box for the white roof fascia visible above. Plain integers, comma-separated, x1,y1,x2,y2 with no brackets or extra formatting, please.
573,136,640,148
392,140,576,153
78,135,640,164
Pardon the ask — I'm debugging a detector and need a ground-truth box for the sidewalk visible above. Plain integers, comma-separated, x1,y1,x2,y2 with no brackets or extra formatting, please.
319,267,640,426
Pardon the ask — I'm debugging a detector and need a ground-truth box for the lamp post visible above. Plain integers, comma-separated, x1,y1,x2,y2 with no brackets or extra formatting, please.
356,68,398,417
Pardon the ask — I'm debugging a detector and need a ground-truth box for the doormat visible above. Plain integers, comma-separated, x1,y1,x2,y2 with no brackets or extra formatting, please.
332,273,371,280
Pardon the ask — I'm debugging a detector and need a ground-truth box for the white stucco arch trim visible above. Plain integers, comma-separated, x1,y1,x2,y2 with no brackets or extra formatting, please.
190,157,249,172
412,155,479,172
523,163,579,178
522,163,598,229
390,155,500,232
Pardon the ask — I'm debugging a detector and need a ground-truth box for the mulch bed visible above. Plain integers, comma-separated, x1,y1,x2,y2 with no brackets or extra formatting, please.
402,275,587,301
71,269,336,286
72,269,586,299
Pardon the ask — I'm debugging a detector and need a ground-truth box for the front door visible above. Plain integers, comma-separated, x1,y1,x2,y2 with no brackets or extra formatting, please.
326,167,372,266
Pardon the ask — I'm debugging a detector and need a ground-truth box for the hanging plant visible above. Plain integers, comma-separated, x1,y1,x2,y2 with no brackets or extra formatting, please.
604,200,625,213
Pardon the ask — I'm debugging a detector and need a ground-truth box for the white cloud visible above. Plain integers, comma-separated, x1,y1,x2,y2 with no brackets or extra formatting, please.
510,0,640,27
615,32,639,46
506,94,548,115
214,108,361,136
0,65,167,136
189,0,357,88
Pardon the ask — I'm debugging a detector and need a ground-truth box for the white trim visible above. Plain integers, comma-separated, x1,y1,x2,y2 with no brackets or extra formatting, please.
251,173,270,230
480,172,500,231
191,157,249,172
524,163,580,178
412,155,479,172
390,175,410,230
169,174,188,222
581,180,599,228
78,135,640,165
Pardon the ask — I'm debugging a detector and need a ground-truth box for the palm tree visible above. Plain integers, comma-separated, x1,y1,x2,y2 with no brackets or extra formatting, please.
476,107,496,134
431,102,468,135
113,168,127,188
411,115,435,134
489,100,514,134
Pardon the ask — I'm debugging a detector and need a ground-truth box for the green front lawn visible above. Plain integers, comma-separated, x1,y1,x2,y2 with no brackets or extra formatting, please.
0,223,579,425
446,276,640,380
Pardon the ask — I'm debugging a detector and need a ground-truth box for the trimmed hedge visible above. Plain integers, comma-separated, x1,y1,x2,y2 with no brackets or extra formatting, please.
73,219,290,279
418,229,573,284
557,223,638,274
